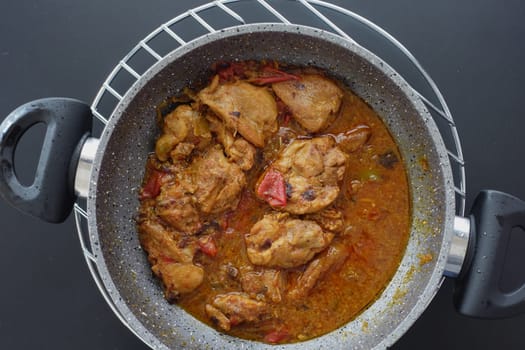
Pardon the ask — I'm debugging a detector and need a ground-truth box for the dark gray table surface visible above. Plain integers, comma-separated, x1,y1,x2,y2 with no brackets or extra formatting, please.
1,0,524,349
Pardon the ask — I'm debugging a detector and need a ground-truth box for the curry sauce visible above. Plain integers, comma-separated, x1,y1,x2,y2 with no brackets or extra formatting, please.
137,61,410,344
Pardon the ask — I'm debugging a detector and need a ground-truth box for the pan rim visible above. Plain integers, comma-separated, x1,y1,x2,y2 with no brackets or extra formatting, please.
87,23,455,349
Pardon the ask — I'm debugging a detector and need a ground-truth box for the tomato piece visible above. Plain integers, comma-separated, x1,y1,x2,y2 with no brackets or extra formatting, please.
262,66,301,79
276,99,292,126
251,75,298,84
264,329,289,344
229,315,241,326
281,110,292,126
251,66,301,85
216,62,246,81
256,169,287,207
140,170,164,199
160,255,176,264
198,236,218,257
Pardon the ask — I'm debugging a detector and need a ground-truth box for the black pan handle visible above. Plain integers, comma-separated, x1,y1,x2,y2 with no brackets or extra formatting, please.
454,190,525,318
0,98,92,223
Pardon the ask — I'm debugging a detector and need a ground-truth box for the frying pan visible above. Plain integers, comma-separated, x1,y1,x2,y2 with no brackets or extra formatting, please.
3,0,524,347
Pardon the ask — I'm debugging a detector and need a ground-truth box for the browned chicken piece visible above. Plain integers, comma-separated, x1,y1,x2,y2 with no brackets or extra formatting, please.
272,74,343,132
154,262,204,301
245,212,334,268
205,304,232,331
137,220,203,300
170,142,195,161
206,292,268,331
240,268,286,303
138,220,197,264
208,115,256,170
228,138,257,171
288,243,349,300
304,207,345,233
156,180,201,234
155,104,212,162
157,143,246,231
198,75,278,147
189,145,246,214
334,124,371,153
260,136,347,214
206,262,240,291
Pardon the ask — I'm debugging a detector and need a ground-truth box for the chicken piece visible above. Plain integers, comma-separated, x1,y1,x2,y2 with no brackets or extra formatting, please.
155,104,211,162
305,207,345,233
157,144,246,231
207,292,268,331
206,304,232,331
208,115,256,170
257,136,347,214
137,220,203,300
138,220,197,264
288,243,349,300
240,268,286,303
155,133,179,163
272,74,343,132
154,262,204,301
189,145,246,214
170,142,195,161
245,212,334,268
334,124,371,153
206,262,240,291
228,138,257,171
198,76,278,147
156,180,201,234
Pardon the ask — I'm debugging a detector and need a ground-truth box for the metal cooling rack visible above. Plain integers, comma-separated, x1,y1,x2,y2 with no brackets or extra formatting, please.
73,0,466,347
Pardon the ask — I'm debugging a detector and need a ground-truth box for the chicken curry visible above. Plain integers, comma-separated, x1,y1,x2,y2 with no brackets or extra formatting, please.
137,61,410,344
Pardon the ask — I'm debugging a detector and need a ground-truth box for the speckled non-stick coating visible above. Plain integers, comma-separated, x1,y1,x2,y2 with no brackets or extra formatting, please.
87,24,455,349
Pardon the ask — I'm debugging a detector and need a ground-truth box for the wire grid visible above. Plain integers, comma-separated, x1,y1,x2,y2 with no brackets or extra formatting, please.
73,0,466,346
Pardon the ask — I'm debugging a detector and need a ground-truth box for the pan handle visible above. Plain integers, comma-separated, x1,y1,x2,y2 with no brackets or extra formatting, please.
454,190,525,318
0,98,92,223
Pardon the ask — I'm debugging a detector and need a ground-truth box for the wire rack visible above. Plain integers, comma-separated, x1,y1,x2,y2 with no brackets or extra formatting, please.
73,0,466,347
